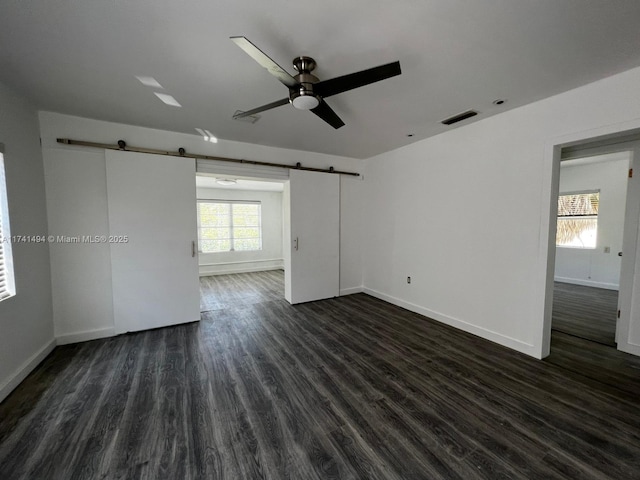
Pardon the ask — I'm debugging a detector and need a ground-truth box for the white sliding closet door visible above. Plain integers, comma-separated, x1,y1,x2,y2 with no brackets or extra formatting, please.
106,150,200,334
284,169,340,304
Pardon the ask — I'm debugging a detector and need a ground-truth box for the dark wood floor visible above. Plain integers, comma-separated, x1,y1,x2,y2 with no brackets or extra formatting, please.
552,281,618,346
199,270,283,312
2,271,640,479
546,330,640,400
548,282,640,398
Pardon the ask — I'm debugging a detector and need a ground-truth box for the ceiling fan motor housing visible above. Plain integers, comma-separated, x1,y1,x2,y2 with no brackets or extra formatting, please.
290,56,320,110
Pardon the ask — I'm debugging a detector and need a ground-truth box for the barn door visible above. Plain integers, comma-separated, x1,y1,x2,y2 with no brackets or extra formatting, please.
284,169,340,304
106,150,200,334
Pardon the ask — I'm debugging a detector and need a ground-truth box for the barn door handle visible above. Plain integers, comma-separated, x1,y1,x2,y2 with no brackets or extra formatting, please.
294,237,299,251
192,241,196,257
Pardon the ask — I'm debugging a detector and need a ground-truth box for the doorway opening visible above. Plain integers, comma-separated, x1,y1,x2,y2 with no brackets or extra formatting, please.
195,166,342,311
543,134,640,393
551,151,631,347
195,173,286,313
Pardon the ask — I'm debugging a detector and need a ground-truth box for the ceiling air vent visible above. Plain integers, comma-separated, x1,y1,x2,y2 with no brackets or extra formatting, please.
441,110,478,126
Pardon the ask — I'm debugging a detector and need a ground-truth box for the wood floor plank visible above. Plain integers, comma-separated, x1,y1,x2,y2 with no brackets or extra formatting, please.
269,302,528,480
546,330,640,400
2,270,640,479
552,281,618,346
257,302,448,479
225,308,355,480
287,302,562,479
13,339,124,479
203,313,272,480
323,295,639,478
111,328,165,476
73,333,148,478
340,293,640,429
251,308,419,480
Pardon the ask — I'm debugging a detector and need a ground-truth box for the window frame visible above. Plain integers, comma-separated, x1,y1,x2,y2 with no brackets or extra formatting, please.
556,189,600,250
196,199,263,253
0,149,16,301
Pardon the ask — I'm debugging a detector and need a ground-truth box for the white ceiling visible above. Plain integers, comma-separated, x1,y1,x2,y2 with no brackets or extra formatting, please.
196,175,284,192
2,1,640,159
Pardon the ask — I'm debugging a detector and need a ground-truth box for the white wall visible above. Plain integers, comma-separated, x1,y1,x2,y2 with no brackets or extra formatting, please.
339,175,365,295
39,112,363,343
363,66,640,359
196,187,283,275
0,82,55,402
554,155,629,289
43,147,115,344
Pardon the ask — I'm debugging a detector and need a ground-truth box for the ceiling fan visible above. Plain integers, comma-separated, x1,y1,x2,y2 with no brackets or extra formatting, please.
230,36,402,129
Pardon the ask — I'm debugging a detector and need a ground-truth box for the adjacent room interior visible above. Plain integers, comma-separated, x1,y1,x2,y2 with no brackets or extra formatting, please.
196,174,286,311
545,143,640,394
552,150,630,347
2,1,640,479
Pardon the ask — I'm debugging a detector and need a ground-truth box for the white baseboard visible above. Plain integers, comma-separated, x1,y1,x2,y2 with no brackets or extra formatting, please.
199,259,284,276
340,286,364,296
362,287,538,358
56,327,115,345
618,341,640,357
0,338,56,403
554,276,619,290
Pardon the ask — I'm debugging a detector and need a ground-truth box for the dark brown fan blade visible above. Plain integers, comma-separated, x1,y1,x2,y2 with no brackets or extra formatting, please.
230,36,298,89
233,98,290,118
311,100,345,129
314,61,401,98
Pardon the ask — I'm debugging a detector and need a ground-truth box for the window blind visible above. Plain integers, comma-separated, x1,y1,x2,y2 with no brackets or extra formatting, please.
557,191,599,217
197,200,262,253
556,191,599,249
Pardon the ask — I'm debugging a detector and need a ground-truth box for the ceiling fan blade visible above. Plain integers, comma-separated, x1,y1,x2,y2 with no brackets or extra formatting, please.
233,98,290,118
311,100,345,129
230,36,298,89
314,61,401,98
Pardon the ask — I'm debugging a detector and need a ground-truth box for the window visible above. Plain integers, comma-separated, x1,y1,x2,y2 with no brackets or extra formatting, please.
197,200,262,253
556,191,599,249
0,151,16,301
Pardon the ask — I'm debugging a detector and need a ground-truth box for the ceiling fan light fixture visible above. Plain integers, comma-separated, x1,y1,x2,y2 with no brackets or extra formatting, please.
291,94,320,110
215,178,237,186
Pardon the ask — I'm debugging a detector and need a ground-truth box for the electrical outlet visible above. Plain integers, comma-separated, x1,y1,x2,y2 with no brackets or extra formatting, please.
604,246,610,253
407,276,411,284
